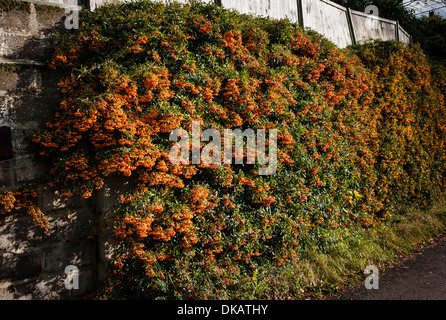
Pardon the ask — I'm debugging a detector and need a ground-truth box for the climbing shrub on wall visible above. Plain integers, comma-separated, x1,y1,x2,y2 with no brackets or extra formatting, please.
2,0,445,298
351,41,446,214
0,188,48,230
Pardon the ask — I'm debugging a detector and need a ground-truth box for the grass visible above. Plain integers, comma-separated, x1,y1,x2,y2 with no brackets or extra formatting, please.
219,197,446,299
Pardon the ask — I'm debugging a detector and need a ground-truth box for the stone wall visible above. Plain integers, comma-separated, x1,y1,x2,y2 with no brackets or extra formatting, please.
0,1,69,187
0,1,98,299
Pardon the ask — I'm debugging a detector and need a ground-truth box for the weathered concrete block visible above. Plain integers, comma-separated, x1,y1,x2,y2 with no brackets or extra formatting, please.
35,4,66,35
32,273,66,299
0,264,97,300
40,69,65,94
0,280,17,299
37,186,90,213
0,8,31,34
0,251,42,279
38,188,76,213
14,160,48,183
0,66,42,93
41,241,95,273
0,164,14,188
0,272,73,300
0,31,53,60
0,66,39,93
0,95,10,125
0,205,98,299
0,208,93,253
0,213,48,255
8,122,43,156
63,265,97,299
0,160,48,189
9,94,59,121
0,278,35,300
0,32,31,58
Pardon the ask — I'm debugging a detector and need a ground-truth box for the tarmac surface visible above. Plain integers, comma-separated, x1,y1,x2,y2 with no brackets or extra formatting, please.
331,233,446,300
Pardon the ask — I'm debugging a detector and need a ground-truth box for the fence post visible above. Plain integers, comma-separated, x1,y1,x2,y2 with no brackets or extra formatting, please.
214,0,222,6
296,0,304,28
346,8,357,46
395,21,400,42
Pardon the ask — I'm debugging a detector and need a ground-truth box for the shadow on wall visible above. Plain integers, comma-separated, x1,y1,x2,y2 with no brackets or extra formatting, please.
0,1,100,300
0,202,97,300
0,3,69,190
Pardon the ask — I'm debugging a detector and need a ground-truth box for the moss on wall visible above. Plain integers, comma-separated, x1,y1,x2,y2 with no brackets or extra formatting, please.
0,0,31,12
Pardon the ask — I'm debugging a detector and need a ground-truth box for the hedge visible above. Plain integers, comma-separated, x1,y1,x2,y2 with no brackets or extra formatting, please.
1,0,446,299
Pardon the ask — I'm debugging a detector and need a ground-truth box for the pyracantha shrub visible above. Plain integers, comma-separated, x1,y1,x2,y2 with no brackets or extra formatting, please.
351,41,446,213
4,0,443,298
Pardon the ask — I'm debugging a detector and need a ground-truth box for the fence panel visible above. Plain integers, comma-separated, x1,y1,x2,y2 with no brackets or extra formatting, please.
399,26,411,44
220,0,299,23
351,10,398,44
301,0,353,48
23,0,411,48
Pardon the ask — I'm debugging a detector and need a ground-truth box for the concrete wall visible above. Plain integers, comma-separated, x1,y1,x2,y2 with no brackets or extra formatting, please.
351,10,397,44
398,25,410,44
219,0,299,22
301,0,352,48
85,0,410,48
220,0,411,47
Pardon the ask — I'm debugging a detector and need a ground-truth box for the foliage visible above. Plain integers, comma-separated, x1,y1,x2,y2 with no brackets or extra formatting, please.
410,14,446,63
1,0,445,299
351,40,446,213
0,188,48,230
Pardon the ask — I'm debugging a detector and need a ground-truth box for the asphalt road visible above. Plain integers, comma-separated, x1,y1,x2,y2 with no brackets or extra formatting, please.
331,233,446,300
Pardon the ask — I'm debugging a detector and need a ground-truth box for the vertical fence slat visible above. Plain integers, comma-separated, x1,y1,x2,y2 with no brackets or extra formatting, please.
346,7,356,45
296,0,304,28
